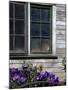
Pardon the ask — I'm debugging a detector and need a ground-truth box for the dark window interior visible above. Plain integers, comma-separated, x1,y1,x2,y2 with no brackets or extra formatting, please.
10,3,13,18
9,2,26,53
30,4,52,53
15,4,24,19
15,36,24,51
15,20,24,34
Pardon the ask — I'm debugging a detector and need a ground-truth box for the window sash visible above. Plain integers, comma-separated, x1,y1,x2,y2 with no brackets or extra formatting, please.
9,2,27,54
30,4,52,54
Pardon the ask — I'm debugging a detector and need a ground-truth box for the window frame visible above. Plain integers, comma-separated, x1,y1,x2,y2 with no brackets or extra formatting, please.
29,3,53,55
9,1,28,54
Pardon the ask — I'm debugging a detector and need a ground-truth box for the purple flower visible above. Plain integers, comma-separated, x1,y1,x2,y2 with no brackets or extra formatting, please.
34,71,59,85
10,67,60,86
12,75,20,81
36,77,40,80
20,77,27,83
54,77,59,84
10,67,18,74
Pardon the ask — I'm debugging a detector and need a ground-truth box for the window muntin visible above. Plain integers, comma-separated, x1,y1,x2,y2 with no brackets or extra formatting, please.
9,2,26,53
30,5,52,54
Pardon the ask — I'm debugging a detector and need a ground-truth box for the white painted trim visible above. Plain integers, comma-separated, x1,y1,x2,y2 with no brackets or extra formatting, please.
52,5,56,55
28,2,30,55
28,4,56,55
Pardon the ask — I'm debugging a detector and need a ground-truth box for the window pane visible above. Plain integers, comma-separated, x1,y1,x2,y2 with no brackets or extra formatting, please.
10,36,13,50
15,4,24,19
41,39,51,52
41,23,50,36
10,20,13,34
9,3,13,18
41,9,50,22
15,36,24,51
31,23,40,36
31,39,40,52
15,20,24,34
31,8,40,21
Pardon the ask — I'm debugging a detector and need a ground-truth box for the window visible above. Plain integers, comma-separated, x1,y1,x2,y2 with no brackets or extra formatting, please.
9,2,52,56
9,2,27,53
30,4,52,54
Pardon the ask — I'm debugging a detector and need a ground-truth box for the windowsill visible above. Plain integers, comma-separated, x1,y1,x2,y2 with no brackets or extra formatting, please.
10,53,58,59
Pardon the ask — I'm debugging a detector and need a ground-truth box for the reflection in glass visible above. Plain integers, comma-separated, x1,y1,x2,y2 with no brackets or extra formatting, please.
15,20,24,34
31,8,40,21
31,23,40,36
41,39,51,52
41,9,50,22
31,39,40,52
41,23,50,36
15,36,24,51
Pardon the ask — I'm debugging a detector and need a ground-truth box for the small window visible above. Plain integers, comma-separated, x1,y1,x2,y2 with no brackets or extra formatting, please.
41,23,50,36
41,8,50,22
15,20,24,34
31,23,40,36
31,8,40,21
15,36,24,51
31,38,40,52
15,4,24,19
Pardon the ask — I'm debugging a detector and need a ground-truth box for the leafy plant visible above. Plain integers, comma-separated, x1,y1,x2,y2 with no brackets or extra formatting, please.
62,57,66,72
9,63,60,89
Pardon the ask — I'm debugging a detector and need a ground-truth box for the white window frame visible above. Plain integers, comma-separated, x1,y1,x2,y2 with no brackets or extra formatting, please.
52,5,56,55
28,3,56,55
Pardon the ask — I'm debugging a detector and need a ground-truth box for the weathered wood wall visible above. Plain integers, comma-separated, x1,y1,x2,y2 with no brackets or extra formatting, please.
10,4,66,82
56,4,66,58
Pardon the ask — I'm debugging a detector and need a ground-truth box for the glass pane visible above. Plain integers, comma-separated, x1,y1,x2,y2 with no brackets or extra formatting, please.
31,8,40,21
10,20,13,34
10,36,13,50
9,3,13,18
31,39,40,52
15,4,24,19
15,20,24,34
41,9,50,22
41,39,51,52
41,23,50,36
15,36,24,51
31,23,40,36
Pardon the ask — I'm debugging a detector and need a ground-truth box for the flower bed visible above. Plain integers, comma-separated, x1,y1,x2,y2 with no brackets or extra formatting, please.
9,63,60,89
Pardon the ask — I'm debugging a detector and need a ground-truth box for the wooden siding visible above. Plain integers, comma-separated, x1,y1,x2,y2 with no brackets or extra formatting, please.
9,4,66,82
56,4,66,58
